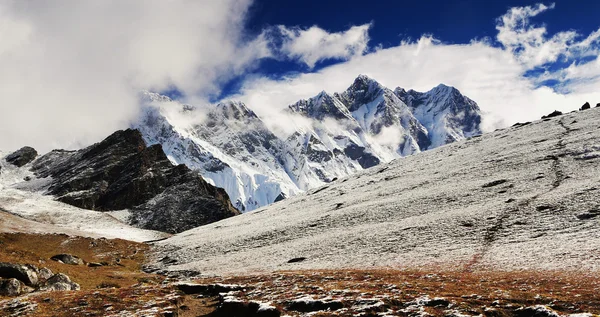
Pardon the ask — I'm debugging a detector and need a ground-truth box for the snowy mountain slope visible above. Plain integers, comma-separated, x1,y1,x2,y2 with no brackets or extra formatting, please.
136,94,300,212
0,156,169,242
136,75,482,212
150,107,600,275
395,84,481,148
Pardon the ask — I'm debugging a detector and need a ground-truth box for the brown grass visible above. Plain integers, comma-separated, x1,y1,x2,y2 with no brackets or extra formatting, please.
1,232,599,316
195,268,600,316
0,232,154,290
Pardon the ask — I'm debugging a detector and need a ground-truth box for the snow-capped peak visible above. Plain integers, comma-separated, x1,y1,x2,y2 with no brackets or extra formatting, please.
134,76,482,212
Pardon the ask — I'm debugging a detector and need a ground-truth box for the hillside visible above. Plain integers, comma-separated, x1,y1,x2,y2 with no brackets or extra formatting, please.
150,106,600,275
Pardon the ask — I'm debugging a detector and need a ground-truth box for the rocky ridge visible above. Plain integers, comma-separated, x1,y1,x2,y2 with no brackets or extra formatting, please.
136,75,482,212
5,129,240,234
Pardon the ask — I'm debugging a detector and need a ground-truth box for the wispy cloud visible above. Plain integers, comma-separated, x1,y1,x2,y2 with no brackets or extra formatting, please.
234,3,600,133
272,24,372,69
0,0,270,151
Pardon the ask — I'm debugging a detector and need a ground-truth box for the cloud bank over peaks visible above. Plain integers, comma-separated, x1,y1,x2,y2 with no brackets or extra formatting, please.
234,3,600,134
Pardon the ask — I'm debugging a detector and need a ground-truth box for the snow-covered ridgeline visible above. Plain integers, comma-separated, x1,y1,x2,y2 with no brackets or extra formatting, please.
135,75,482,212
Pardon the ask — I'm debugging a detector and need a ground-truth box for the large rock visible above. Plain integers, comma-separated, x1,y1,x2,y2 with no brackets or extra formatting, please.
32,129,239,234
0,263,38,287
580,102,591,111
541,110,563,119
5,146,37,167
37,268,53,281
41,273,80,291
0,278,22,296
50,254,83,265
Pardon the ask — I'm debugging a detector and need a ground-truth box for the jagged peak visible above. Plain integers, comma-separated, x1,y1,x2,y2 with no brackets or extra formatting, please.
348,74,384,91
429,83,460,95
215,100,257,120
140,91,173,103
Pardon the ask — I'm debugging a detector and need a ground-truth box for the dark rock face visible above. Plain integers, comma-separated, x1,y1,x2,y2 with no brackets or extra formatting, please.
344,143,380,169
0,278,22,296
541,110,563,119
176,283,247,296
50,254,83,265
580,102,591,111
274,193,286,203
5,146,38,167
32,129,240,234
216,300,281,317
285,298,344,313
0,263,38,287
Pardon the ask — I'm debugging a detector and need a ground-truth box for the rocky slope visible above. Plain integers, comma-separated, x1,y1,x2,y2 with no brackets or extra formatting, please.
1,129,239,235
135,75,482,212
149,106,600,274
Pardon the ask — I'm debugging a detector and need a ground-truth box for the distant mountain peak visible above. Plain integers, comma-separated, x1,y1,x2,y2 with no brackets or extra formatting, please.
215,100,257,120
135,76,482,212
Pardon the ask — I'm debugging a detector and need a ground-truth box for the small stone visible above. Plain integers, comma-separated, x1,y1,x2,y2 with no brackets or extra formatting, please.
287,257,307,263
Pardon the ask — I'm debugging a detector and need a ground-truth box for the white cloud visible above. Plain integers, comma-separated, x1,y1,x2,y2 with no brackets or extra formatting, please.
276,24,371,69
235,4,600,134
0,0,270,152
1,1,598,154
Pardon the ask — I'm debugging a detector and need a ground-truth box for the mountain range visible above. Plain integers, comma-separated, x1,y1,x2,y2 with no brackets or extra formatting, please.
135,75,482,212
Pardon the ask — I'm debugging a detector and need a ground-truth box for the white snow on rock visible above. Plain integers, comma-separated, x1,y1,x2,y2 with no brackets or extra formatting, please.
151,107,600,275
0,154,169,242
135,75,481,212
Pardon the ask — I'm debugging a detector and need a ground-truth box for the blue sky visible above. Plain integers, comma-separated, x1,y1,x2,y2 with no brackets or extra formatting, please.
0,0,598,151
209,0,600,99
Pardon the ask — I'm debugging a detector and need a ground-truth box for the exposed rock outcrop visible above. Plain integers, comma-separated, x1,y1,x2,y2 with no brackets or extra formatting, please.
32,129,239,234
0,278,22,296
580,102,591,111
41,273,80,291
50,254,84,265
5,146,38,167
0,263,38,287
541,110,563,119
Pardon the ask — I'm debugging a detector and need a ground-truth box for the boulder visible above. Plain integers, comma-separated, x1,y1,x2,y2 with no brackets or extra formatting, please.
580,102,591,111
217,298,281,317
541,110,563,119
597,103,600,108
42,273,80,291
50,254,83,265
37,268,53,281
5,146,38,167
0,263,38,286
0,278,22,296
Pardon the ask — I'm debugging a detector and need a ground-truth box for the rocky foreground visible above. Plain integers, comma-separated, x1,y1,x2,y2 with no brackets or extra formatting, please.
1,232,599,316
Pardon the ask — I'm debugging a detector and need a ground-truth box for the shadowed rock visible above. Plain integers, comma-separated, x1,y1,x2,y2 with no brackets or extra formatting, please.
32,129,240,234
580,102,591,111
0,263,38,286
5,146,38,167
50,254,83,265
0,278,22,296
541,110,563,119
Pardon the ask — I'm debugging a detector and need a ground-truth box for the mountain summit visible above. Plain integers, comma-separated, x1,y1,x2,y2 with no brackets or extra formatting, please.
135,75,482,211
